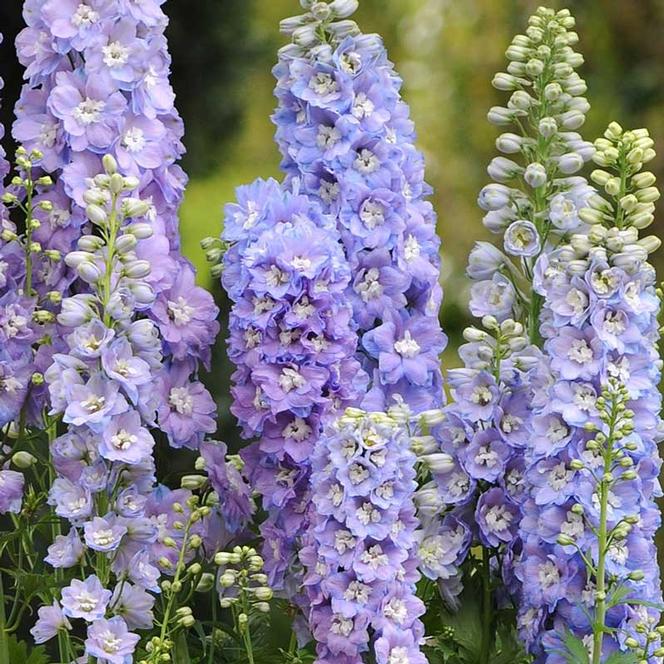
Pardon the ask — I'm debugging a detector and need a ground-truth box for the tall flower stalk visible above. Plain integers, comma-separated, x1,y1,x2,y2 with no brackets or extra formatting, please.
435,7,594,660
516,124,664,663
275,0,446,412
303,408,426,664
219,179,366,593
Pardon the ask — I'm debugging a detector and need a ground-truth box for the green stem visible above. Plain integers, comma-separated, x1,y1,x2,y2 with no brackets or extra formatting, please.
0,574,10,664
479,546,493,664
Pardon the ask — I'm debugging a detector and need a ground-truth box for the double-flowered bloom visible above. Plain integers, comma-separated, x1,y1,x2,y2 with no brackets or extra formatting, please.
274,3,446,413
14,0,219,452
222,178,366,590
302,410,426,664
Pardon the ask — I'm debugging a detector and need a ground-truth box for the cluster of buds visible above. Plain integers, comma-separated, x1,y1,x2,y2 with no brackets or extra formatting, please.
215,546,273,616
64,155,153,304
490,7,587,134
279,0,362,51
461,315,537,374
554,125,660,277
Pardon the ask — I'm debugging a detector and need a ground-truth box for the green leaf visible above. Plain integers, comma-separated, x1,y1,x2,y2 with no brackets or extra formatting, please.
603,652,639,664
554,632,590,664
6,635,49,664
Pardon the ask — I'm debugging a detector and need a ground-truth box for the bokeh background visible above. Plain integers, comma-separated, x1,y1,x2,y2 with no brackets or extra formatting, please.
1,0,664,484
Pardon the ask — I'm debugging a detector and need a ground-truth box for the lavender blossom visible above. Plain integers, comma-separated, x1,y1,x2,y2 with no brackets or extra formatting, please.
303,410,425,663
515,124,664,663
273,2,446,412
221,179,365,592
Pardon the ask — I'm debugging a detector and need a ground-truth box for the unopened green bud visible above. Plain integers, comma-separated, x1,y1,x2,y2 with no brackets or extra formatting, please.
180,474,207,490
569,459,584,470
12,451,37,469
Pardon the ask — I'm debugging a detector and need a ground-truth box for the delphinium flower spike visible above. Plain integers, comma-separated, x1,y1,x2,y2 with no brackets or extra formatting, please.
39,156,211,662
429,8,594,658
302,408,426,664
516,124,664,663
219,179,367,594
274,0,447,413
14,0,219,451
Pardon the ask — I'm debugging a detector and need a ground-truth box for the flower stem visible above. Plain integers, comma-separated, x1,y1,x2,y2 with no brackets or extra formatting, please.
0,573,10,664
479,546,493,664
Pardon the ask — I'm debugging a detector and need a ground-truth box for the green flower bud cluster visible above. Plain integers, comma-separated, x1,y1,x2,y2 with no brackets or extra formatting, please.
279,0,361,52
215,545,273,615
554,125,661,273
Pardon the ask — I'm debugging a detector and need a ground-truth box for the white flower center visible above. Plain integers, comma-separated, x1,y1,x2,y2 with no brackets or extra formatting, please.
72,4,99,27
279,367,306,393
548,462,572,490
169,387,193,415
485,504,512,531
348,463,369,485
354,148,380,174
102,41,130,68
167,296,195,326
360,544,388,568
319,181,339,203
122,127,146,153
567,339,593,364
290,256,312,271
309,72,337,95
334,529,355,553
356,267,383,302
537,561,560,589
100,630,122,653
317,125,341,149
75,591,99,613
82,395,105,413
547,418,568,443
111,429,137,450
93,528,116,547
388,646,411,664
475,444,498,468
501,414,522,433
394,331,420,358
352,92,375,119
340,51,361,74
74,98,105,125
471,385,492,406
355,502,380,525
360,199,385,229
565,288,587,314
283,417,312,441
252,296,275,315
40,121,58,148
330,615,353,637
344,580,370,604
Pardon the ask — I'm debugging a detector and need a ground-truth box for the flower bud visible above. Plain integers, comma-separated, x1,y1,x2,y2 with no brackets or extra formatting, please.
254,587,273,601
78,261,103,284
495,133,523,154
115,234,138,253
492,73,520,91
123,260,151,279
181,475,207,490
632,171,656,189
103,154,118,174
86,204,108,226
215,552,233,566
557,152,584,174
195,573,215,592
524,162,547,188
125,222,153,239
122,198,151,218
328,0,359,18
12,451,37,469
422,453,455,474
487,106,514,126
219,572,236,588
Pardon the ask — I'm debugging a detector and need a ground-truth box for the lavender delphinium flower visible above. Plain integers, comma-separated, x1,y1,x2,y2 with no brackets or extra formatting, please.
14,0,219,447
219,178,366,592
302,409,426,664
427,7,595,659
37,157,213,660
274,1,446,412
515,125,664,663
